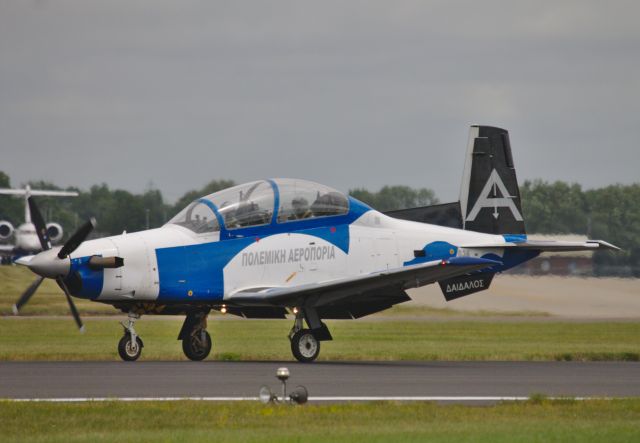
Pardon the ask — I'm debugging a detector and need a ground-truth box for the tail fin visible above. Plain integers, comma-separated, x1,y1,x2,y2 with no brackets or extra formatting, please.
459,125,525,235
386,125,525,235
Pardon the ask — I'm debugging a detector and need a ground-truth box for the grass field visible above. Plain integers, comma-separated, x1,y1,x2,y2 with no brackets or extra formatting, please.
1,317,639,361
2,264,639,361
0,265,115,316
1,398,639,442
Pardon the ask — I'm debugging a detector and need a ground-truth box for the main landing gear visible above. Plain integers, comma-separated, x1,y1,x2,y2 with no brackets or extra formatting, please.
288,309,332,363
178,310,212,361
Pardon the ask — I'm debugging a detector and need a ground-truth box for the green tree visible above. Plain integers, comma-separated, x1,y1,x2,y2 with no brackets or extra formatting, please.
0,172,23,225
586,184,640,276
520,180,588,234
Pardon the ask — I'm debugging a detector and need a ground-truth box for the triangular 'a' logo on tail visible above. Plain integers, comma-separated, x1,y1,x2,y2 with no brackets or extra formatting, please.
465,169,523,222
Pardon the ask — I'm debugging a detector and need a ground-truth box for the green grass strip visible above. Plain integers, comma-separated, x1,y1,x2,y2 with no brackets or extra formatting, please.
1,398,639,442
1,318,639,361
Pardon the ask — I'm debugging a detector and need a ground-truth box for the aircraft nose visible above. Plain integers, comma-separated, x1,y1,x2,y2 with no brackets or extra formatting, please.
23,248,70,279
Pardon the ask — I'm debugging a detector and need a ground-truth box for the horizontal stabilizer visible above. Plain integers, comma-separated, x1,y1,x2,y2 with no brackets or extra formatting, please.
0,188,79,197
464,239,620,252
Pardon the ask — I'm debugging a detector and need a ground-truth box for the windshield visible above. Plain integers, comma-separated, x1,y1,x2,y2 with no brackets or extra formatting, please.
168,200,220,233
208,181,275,229
168,179,348,233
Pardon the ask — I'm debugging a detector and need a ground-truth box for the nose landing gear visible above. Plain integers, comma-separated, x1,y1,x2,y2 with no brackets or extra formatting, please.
118,312,143,361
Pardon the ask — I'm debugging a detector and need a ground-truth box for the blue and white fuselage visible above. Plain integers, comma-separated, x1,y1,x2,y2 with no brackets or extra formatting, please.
66,179,519,304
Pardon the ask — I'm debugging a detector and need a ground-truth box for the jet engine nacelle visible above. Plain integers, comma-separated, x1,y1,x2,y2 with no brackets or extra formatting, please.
46,222,64,243
0,221,14,240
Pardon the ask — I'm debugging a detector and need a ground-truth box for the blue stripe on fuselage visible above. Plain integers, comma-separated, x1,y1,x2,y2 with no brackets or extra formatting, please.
155,207,363,302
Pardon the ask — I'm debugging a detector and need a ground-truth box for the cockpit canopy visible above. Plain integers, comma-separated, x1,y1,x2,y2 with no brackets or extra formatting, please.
168,179,350,234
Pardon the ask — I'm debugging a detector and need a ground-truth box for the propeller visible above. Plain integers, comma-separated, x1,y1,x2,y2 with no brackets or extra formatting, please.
57,277,84,332
58,218,96,259
12,276,44,315
12,196,96,332
28,196,51,251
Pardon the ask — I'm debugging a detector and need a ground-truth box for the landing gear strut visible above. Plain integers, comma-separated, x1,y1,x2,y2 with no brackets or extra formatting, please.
118,312,144,361
288,309,331,363
178,310,212,361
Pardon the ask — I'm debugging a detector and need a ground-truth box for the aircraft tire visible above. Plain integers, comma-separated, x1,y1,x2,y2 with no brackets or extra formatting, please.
118,334,143,361
291,329,320,363
182,329,212,361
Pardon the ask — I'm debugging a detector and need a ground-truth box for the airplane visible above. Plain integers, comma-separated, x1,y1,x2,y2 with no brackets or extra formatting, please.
0,185,78,263
12,125,619,362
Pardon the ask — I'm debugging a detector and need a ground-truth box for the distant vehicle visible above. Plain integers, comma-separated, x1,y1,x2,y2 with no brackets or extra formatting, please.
12,126,618,362
0,186,78,263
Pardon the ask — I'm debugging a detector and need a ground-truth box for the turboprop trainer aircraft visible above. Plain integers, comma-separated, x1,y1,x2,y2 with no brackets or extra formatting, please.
13,126,618,362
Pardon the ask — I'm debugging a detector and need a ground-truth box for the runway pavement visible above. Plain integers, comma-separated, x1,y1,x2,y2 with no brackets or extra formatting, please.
2,361,640,401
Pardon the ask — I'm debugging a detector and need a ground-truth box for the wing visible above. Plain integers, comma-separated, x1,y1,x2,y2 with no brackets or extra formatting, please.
227,257,501,315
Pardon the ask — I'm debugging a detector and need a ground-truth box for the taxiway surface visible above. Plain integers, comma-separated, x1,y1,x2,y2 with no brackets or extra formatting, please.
2,361,639,400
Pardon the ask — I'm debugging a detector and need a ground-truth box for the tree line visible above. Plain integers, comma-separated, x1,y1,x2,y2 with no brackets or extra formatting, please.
0,172,637,275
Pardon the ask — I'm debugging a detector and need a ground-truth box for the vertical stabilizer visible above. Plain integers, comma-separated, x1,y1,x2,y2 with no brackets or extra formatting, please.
459,125,525,235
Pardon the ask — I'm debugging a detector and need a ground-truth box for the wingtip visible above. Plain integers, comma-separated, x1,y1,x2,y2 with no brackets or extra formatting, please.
591,240,622,251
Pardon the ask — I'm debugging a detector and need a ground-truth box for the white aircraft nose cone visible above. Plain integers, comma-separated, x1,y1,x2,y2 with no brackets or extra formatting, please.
15,255,35,266
25,248,70,279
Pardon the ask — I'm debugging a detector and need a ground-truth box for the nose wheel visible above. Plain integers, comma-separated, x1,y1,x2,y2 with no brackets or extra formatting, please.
118,312,144,361
118,333,143,361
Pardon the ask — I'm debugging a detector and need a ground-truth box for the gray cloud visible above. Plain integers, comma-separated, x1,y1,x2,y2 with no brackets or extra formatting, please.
1,1,638,203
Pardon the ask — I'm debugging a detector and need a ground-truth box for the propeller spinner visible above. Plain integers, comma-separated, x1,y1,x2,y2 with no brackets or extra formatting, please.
13,197,96,332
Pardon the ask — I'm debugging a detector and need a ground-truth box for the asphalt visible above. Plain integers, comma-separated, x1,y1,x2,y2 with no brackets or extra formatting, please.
1,361,640,400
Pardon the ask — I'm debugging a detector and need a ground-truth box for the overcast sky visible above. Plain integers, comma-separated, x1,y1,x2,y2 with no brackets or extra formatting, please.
1,1,638,203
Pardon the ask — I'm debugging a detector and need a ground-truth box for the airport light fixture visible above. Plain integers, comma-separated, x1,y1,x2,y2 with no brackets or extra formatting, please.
259,367,308,405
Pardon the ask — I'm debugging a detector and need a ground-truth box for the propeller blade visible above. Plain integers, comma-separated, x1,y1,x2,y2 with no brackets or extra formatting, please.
12,276,44,314
28,197,51,251
57,277,85,333
57,218,96,259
